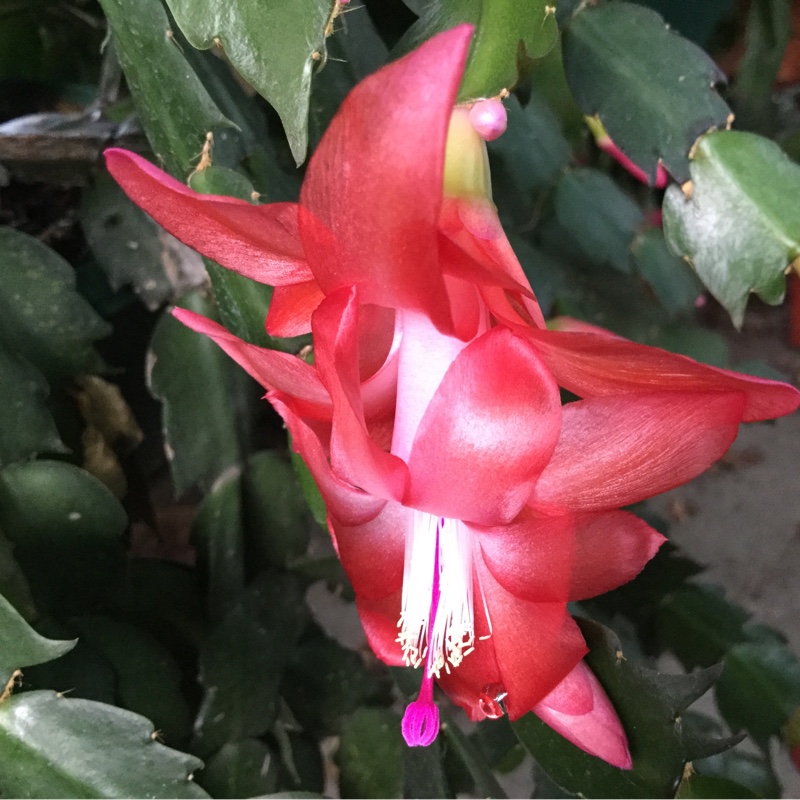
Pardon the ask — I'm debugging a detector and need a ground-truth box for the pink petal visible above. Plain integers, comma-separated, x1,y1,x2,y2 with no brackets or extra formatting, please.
356,304,397,382
443,275,483,342
390,310,471,463
525,329,800,422
298,26,474,333
479,285,542,330
405,328,561,525
105,149,311,285
469,551,588,720
329,501,406,600
439,197,546,329
533,661,632,769
265,280,324,337
478,509,665,603
529,391,746,513
270,394,385,527
356,589,406,667
172,307,331,418
438,231,536,298
311,288,408,501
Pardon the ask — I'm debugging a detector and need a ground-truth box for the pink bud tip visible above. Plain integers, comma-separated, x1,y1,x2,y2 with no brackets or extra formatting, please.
532,661,633,770
598,137,669,188
791,744,800,772
401,698,440,747
468,99,507,141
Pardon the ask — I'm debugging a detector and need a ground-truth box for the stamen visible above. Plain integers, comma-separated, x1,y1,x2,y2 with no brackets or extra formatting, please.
428,518,474,676
397,513,477,678
398,511,439,668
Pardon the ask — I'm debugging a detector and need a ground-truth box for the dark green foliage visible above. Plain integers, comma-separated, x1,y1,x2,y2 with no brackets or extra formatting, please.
337,708,405,799
2,0,800,797
396,0,558,101
163,0,331,165
0,228,110,380
562,1,732,183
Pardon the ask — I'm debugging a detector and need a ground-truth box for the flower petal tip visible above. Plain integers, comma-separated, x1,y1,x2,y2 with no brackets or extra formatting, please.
401,698,440,747
533,661,633,769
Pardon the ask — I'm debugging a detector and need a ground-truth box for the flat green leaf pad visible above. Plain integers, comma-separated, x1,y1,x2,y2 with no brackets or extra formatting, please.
663,130,800,327
192,574,307,757
0,593,74,687
0,691,208,798
81,172,179,311
554,169,643,273
336,708,404,799
148,289,248,495
163,0,331,165
676,773,760,799
97,0,234,177
716,638,800,748
398,0,558,101
0,228,109,380
0,348,65,466
562,1,731,183
0,461,128,614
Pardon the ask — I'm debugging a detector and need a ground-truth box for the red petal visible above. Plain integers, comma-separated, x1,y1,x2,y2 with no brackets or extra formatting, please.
298,27,474,333
478,509,665,603
357,304,397,382
443,275,483,342
471,550,587,720
438,233,535,298
105,149,311,285
172,307,331,418
434,578,503,721
265,280,324,337
405,328,561,525
329,501,406,600
270,394,385,526
312,288,408,501
439,197,545,328
525,329,800,422
533,661,632,769
356,590,406,667
529,391,746,513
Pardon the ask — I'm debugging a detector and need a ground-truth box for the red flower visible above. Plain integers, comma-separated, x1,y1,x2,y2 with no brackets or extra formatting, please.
105,26,800,769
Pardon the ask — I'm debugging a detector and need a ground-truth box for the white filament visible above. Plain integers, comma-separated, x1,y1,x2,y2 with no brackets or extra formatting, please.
397,512,476,678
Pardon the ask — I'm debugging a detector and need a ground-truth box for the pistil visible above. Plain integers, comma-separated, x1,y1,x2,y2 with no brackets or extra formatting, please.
399,512,478,747
401,518,441,747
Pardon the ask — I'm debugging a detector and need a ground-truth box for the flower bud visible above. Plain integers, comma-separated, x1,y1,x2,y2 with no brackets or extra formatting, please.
532,660,632,770
469,98,508,141
585,115,669,188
